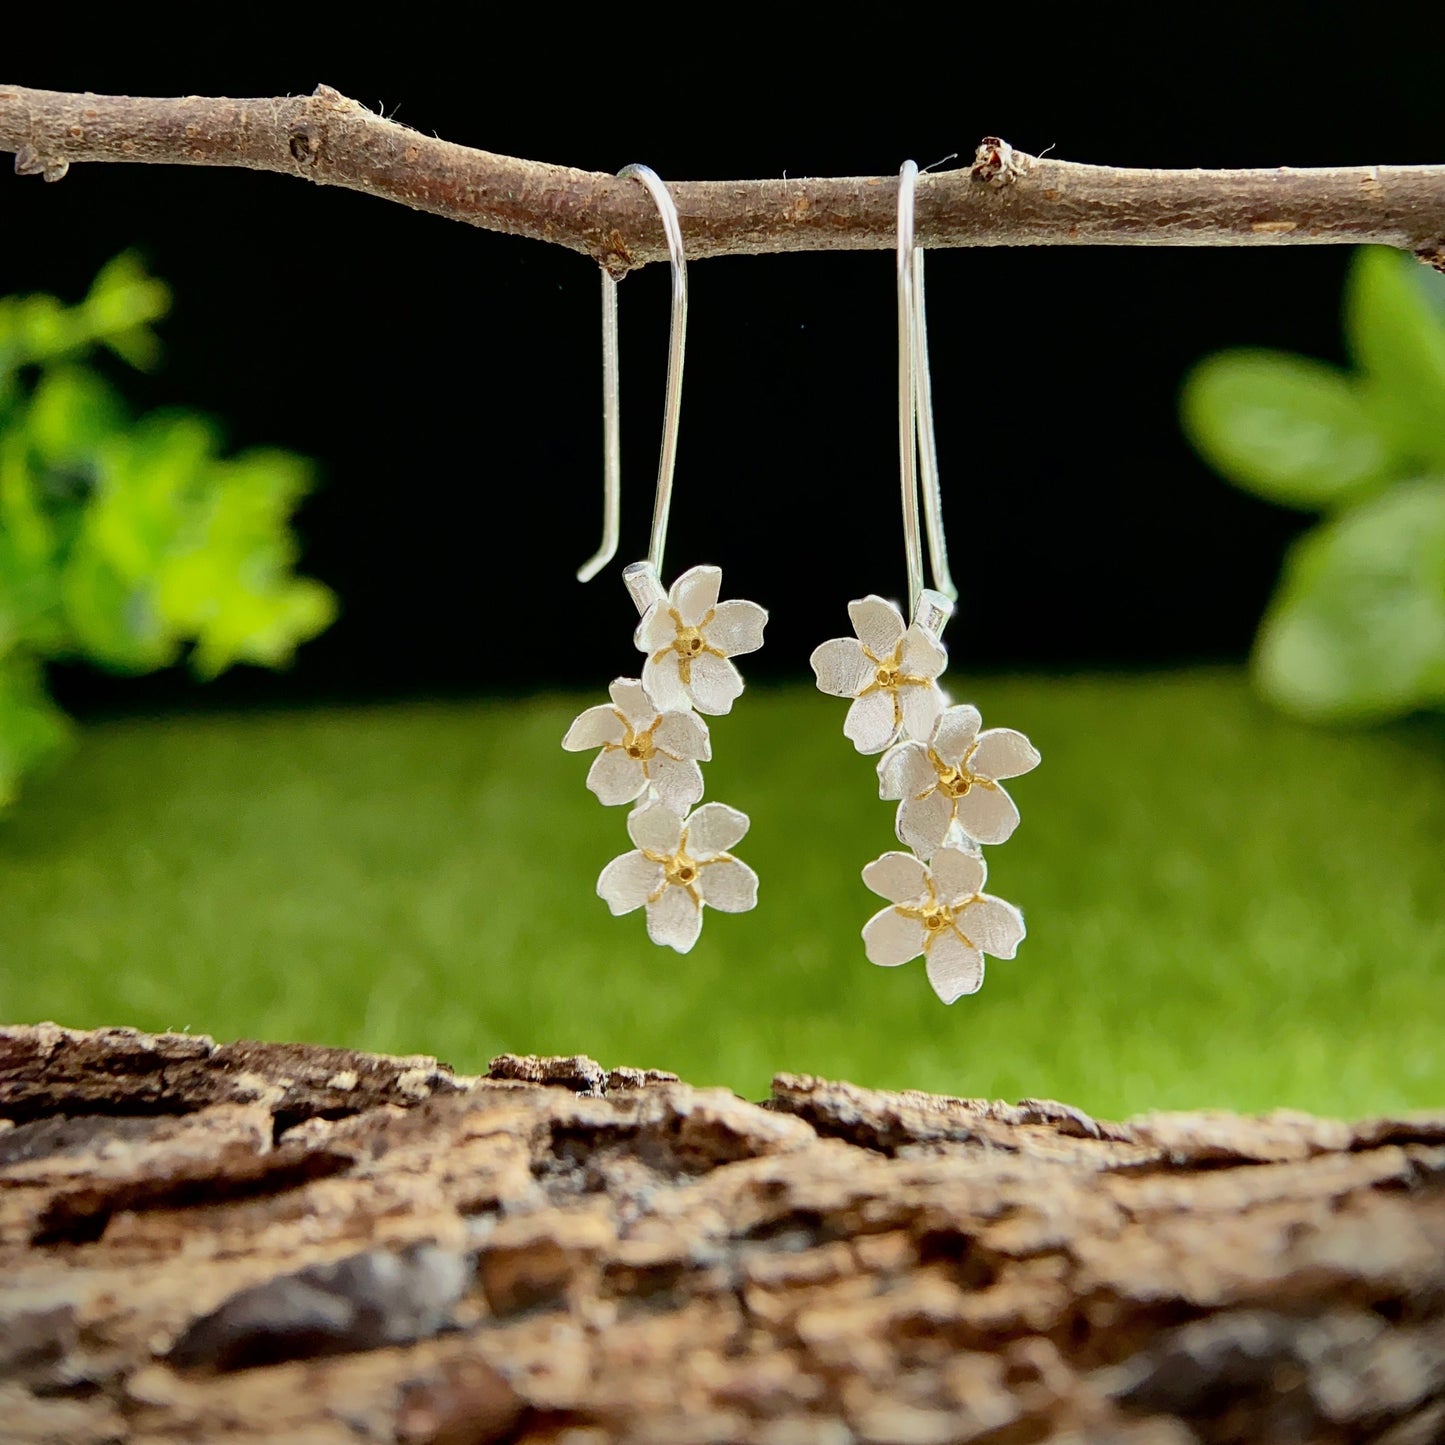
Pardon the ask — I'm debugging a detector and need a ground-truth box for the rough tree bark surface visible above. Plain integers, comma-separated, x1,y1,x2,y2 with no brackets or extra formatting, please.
1,1025,1443,1444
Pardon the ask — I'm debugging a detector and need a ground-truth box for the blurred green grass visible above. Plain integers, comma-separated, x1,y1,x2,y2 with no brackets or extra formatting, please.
1,670,1441,1119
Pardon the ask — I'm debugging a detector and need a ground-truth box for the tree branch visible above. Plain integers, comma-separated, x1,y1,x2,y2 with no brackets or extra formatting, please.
4,83,1445,272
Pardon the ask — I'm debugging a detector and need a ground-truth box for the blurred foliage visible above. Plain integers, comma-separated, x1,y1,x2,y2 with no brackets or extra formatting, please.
0,255,335,808
1182,248,1445,723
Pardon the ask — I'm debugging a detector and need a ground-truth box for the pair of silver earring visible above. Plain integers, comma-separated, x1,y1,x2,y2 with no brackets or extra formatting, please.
562,163,1039,1003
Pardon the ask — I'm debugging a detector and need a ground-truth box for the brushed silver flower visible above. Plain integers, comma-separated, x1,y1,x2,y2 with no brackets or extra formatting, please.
810,595,947,754
877,704,1040,855
562,679,711,815
861,846,1025,1003
634,564,768,716
597,799,759,953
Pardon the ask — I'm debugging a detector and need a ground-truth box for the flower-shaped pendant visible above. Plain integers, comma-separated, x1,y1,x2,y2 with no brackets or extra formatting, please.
634,564,768,716
810,595,947,754
878,704,1040,855
562,679,711,814
861,846,1025,1003
597,800,759,953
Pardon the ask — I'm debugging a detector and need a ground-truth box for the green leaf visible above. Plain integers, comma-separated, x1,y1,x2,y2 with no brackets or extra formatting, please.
0,255,333,817
1181,350,1394,510
0,253,170,385
0,435,65,656
84,413,221,581
23,367,128,468
0,651,72,810
59,548,177,674
1253,477,1445,722
86,252,171,372
1345,247,1445,469
153,447,335,678
188,577,337,680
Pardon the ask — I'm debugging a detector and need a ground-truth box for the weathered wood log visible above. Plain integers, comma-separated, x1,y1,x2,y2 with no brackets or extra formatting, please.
2,1023,1443,1444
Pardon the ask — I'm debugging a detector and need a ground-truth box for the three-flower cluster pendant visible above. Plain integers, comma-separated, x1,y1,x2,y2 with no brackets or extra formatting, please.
563,563,766,954
564,569,1039,1002
811,590,1040,1003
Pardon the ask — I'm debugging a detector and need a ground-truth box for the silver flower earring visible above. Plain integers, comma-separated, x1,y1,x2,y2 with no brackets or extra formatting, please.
811,161,1041,1003
563,165,767,954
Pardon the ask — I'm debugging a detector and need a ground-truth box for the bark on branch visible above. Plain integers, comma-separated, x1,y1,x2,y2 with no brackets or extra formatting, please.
3,1023,1445,1443
4,84,1445,272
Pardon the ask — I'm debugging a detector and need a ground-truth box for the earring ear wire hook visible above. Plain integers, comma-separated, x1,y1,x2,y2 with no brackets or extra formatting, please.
583,162,954,612
620,164,689,584
897,161,958,616
576,267,621,583
896,161,925,615
577,164,689,589
911,246,957,606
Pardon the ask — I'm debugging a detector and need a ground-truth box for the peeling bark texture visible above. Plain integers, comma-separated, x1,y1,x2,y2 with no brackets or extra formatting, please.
2,1025,1444,1444
3,86,1445,271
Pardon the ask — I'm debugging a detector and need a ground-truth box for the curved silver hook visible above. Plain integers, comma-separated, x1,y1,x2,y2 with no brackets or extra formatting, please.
911,244,958,606
897,162,958,615
621,164,688,582
896,162,925,614
576,166,687,585
576,267,621,582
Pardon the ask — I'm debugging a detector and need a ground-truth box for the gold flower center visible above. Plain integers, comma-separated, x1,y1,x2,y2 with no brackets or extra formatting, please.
920,903,951,933
937,765,974,798
674,625,707,657
623,726,657,762
875,664,900,688
665,853,699,888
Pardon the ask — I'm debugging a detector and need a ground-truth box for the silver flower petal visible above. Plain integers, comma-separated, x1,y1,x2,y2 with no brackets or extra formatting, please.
811,636,873,698
608,678,657,729
877,742,934,802
844,690,898,755
646,884,703,952
862,906,926,966
671,564,722,628
958,895,1026,959
897,788,953,856
847,596,907,658
707,598,767,656
930,846,987,905
971,728,1042,781
627,800,683,855
698,856,758,912
586,747,648,806
648,752,705,814
653,709,711,763
900,625,947,680
931,705,983,768
926,933,985,1003
562,704,626,752
686,801,750,859
955,782,1021,846
641,650,692,713
861,850,930,905
634,603,677,654
687,651,744,715
597,851,665,915
897,679,946,743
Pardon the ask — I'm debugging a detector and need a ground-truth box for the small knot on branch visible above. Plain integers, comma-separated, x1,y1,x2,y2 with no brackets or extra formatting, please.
13,143,68,183
970,136,1029,188
288,126,321,167
288,85,364,172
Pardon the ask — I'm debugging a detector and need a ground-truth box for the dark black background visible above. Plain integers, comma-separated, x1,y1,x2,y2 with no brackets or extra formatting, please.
4,13,1441,713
